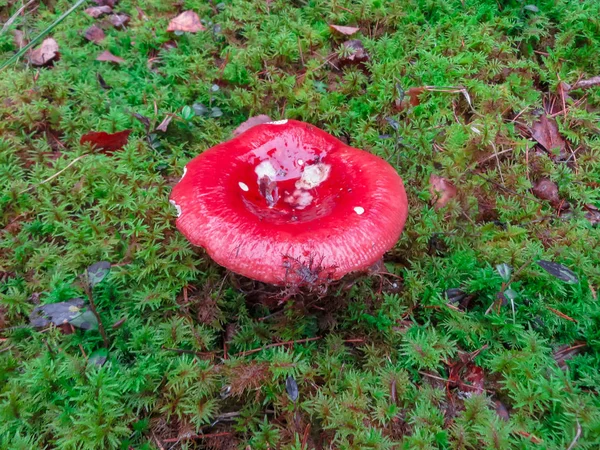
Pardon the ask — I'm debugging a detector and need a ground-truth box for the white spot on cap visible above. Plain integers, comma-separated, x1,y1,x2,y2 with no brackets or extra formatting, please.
169,199,182,217
354,206,365,215
295,163,331,190
285,189,314,209
238,182,249,192
268,119,288,125
297,159,304,166
255,160,277,180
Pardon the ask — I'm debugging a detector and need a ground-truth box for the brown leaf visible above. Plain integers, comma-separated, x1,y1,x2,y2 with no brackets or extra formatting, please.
156,115,173,132
84,5,112,18
96,50,125,64
461,364,485,394
429,174,457,210
532,178,560,205
584,204,600,225
553,342,586,369
338,39,369,66
29,38,59,67
80,130,131,154
233,115,272,136
167,11,205,33
531,115,566,157
406,87,426,106
329,24,360,36
108,13,130,29
84,25,106,44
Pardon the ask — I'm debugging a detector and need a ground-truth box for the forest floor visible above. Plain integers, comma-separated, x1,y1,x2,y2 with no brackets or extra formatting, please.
1,0,600,449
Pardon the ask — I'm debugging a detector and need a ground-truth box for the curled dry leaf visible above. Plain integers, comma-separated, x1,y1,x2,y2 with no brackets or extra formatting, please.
429,174,457,210
156,115,173,132
109,13,130,29
29,38,59,67
80,129,131,154
167,10,205,33
85,5,112,18
96,50,125,64
329,24,360,36
532,178,560,205
84,25,106,44
233,115,272,136
531,115,566,158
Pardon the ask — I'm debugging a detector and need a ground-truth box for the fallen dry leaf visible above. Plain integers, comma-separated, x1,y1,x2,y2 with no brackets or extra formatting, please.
531,115,566,158
167,10,205,33
29,38,59,67
553,342,586,369
584,204,600,225
109,13,130,29
337,39,369,66
156,115,173,132
233,115,272,136
532,178,560,205
80,130,131,154
96,50,125,64
429,174,457,210
84,25,106,44
85,5,112,18
329,24,360,36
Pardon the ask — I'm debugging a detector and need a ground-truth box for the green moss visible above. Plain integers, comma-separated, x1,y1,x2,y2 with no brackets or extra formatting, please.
1,0,600,448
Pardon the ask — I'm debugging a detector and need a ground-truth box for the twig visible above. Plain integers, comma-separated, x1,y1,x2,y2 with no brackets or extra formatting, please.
545,306,577,323
566,420,582,450
161,347,217,358
0,0,35,35
566,76,600,91
235,336,322,357
82,275,110,347
163,432,232,444
19,154,88,194
418,371,449,382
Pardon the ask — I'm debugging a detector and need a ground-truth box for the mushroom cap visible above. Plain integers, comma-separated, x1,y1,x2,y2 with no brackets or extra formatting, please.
170,120,408,285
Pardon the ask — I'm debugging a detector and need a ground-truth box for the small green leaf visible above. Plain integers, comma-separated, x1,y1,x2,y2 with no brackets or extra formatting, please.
70,309,99,331
524,4,539,12
87,261,111,287
181,105,194,121
88,348,108,367
536,260,579,284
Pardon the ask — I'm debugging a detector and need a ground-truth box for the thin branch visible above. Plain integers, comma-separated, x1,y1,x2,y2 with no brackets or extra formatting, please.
567,76,600,91
82,275,110,347
566,420,582,450
235,336,322,357
163,432,232,444
19,154,88,194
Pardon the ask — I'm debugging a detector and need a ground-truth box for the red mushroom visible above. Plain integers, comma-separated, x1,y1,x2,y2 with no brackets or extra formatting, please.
170,120,408,285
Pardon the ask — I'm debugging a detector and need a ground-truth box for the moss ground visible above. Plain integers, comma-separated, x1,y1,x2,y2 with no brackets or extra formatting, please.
1,0,600,448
